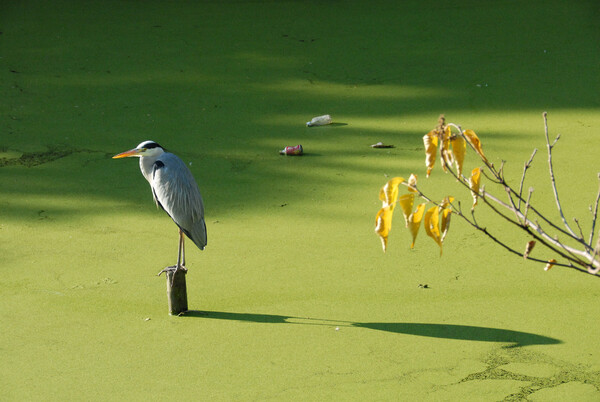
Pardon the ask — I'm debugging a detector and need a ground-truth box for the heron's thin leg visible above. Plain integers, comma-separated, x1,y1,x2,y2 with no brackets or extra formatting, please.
177,229,184,268
182,232,186,267
157,229,186,277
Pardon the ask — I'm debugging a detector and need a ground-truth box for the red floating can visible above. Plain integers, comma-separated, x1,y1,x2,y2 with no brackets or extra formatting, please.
279,145,303,155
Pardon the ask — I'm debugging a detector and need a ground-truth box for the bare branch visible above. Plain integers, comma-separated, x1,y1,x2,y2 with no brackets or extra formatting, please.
543,111,578,238
524,187,534,224
505,186,523,226
498,160,506,181
428,151,594,268
588,173,600,245
482,169,502,184
471,207,479,227
383,113,600,278
449,199,586,271
588,234,600,275
589,235,600,274
438,128,592,253
518,148,537,209
482,189,597,268
553,233,590,267
573,218,585,241
516,190,588,247
446,122,462,134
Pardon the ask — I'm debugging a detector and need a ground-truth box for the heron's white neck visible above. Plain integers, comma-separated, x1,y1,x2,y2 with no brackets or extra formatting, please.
139,150,164,183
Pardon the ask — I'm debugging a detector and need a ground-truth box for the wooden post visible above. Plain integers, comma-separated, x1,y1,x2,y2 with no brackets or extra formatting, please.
166,269,188,315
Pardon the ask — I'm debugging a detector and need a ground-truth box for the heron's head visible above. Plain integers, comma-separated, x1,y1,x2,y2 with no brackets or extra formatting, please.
112,141,165,159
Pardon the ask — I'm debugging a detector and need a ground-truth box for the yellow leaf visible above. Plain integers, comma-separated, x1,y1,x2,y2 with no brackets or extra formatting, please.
379,177,405,207
441,207,452,242
423,131,438,177
441,126,454,171
407,173,418,193
398,193,415,227
464,129,488,163
408,203,427,249
375,205,395,252
544,259,557,271
469,167,482,208
424,205,443,255
451,135,466,177
439,196,455,210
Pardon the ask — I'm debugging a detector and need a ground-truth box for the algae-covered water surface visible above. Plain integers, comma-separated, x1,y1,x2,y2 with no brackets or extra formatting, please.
2,1,600,400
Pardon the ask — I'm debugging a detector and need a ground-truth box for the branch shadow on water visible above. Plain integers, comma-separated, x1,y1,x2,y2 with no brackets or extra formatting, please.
182,310,562,348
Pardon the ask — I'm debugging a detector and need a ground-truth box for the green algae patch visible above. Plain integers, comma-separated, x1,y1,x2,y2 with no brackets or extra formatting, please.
2,0,600,400
499,363,560,378
0,146,74,167
529,382,600,401
427,379,531,401
0,148,23,160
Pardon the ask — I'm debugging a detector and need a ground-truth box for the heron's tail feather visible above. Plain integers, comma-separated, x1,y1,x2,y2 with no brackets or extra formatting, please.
180,219,207,250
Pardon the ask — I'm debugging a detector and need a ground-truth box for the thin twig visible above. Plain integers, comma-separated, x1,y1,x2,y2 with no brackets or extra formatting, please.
447,122,462,133
442,132,591,252
573,218,585,241
518,148,537,209
428,152,594,268
588,173,600,245
523,187,533,224
498,160,505,181
505,186,523,226
553,233,589,267
400,182,432,203
482,169,503,185
543,111,578,238
482,189,597,267
411,115,599,276
512,187,587,247
589,235,600,274
450,201,586,271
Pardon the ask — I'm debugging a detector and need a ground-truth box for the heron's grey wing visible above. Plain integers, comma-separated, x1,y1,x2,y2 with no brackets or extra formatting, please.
151,153,207,250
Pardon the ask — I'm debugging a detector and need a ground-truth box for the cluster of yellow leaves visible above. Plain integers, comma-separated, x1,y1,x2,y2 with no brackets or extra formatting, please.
423,127,486,178
377,119,562,272
374,174,453,255
375,122,485,254
424,124,486,210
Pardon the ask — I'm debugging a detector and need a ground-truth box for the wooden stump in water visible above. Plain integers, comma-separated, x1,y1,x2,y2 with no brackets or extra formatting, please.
166,269,188,315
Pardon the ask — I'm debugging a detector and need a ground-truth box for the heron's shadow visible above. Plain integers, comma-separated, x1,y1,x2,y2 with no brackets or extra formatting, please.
182,310,561,348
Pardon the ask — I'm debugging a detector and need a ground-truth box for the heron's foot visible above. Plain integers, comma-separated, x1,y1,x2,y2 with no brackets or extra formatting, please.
157,264,188,277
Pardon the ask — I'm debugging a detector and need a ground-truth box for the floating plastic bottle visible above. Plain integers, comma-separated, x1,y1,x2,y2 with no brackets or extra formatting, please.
279,144,303,155
306,114,332,127
371,142,395,148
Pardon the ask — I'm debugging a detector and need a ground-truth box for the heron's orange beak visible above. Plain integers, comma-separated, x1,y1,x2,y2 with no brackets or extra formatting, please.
112,148,141,159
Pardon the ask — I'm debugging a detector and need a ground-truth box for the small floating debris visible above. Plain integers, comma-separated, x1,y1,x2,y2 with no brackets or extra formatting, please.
306,114,332,127
371,142,395,148
279,144,304,155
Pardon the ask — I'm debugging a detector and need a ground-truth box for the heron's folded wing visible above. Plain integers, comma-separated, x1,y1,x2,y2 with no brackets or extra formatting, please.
151,153,207,249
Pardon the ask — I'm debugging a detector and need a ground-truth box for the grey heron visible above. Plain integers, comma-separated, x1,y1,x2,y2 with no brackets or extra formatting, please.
113,141,206,274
